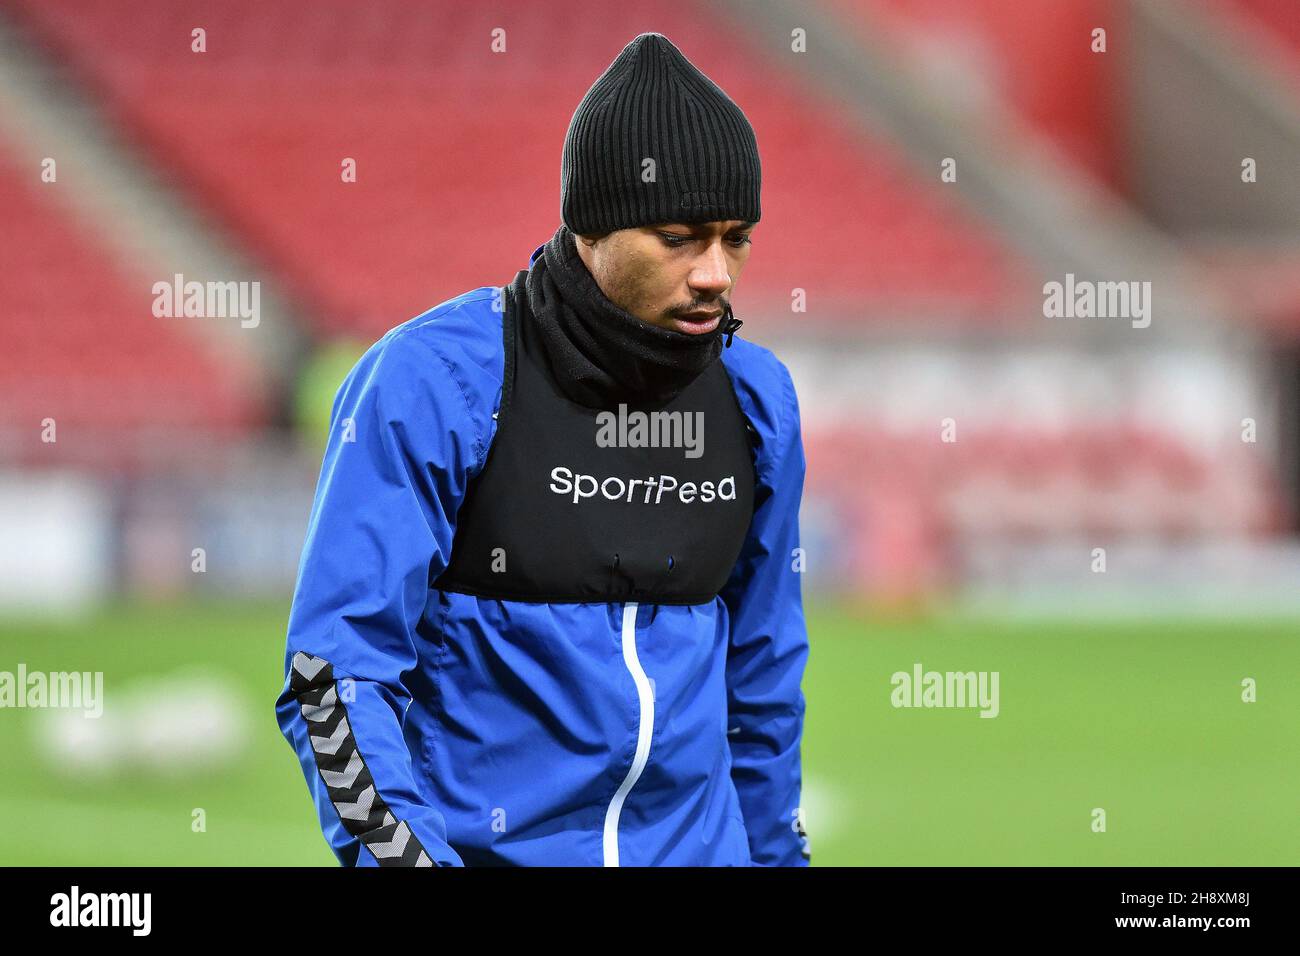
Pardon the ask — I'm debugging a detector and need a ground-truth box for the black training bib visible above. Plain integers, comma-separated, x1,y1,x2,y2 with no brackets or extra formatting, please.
433,277,757,604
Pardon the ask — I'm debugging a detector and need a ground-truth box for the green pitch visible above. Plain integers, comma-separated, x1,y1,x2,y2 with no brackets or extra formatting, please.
0,600,1295,865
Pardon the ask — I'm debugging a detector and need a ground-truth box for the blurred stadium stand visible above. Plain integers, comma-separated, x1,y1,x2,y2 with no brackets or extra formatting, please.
0,140,263,433
3,0,1034,333
1,0,1297,612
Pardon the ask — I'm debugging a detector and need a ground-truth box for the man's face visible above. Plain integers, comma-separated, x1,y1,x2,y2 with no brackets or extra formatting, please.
574,219,755,335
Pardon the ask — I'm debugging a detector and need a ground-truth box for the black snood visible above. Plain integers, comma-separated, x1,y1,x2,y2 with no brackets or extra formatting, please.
523,223,742,408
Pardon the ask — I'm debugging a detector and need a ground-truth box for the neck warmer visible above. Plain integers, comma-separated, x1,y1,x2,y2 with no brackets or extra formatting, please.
519,223,742,408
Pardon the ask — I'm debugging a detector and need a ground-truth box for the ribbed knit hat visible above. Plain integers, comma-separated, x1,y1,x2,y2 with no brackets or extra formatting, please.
561,33,762,236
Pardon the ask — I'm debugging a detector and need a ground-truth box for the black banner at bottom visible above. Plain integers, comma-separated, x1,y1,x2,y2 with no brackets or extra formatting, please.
0,867,1274,940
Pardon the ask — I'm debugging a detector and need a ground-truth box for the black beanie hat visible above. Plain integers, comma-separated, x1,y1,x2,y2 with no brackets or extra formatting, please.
561,33,762,236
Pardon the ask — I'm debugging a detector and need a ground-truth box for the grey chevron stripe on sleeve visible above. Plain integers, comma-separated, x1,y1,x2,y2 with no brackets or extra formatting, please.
289,651,437,867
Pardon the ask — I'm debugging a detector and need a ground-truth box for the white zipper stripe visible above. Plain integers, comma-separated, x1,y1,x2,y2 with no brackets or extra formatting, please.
603,601,653,867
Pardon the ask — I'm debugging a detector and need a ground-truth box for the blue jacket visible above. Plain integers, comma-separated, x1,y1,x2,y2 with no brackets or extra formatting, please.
275,244,811,866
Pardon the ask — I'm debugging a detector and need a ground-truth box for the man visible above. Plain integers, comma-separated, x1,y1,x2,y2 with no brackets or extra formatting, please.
275,32,810,867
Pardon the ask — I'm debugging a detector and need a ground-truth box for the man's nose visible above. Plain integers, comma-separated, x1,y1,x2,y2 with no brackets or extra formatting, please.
687,243,732,297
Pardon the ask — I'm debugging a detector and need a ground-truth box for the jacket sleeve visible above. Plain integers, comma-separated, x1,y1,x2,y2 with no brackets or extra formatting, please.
719,360,812,866
274,329,484,867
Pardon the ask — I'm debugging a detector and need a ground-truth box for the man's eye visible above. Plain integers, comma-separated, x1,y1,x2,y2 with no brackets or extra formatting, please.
658,233,752,247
